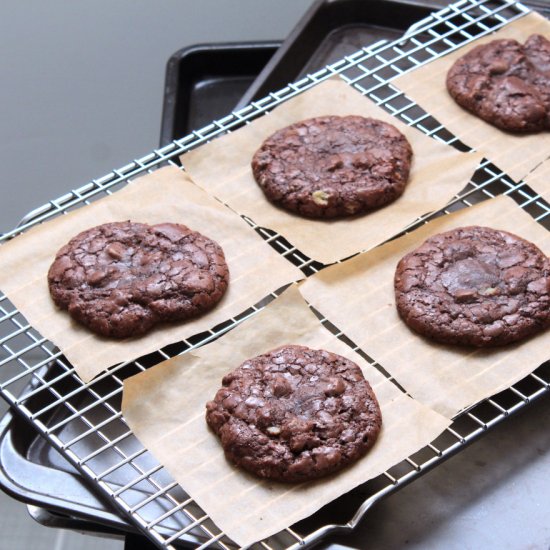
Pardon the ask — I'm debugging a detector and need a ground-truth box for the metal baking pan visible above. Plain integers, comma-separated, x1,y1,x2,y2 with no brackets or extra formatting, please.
0,397,134,537
236,0,446,109
236,0,549,109
160,42,280,147
0,1,548,549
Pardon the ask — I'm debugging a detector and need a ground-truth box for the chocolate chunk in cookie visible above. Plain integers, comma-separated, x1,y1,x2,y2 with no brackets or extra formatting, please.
251,115,413,219
206,345,382,482
394,226,550,347
446,34,550,132
48,221,229,338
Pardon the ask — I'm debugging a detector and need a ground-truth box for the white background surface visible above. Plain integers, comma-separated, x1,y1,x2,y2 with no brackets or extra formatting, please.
0,1,549,549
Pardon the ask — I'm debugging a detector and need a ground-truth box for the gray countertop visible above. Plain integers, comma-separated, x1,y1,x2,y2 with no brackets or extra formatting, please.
346,394,550,549
0,0,314,234
0,1,549,549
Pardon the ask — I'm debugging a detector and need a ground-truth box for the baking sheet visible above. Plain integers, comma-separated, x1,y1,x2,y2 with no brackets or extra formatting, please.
0,166,302,382
122,285,450,547
394,11,550,183
300,195,550,419
181,78,483,265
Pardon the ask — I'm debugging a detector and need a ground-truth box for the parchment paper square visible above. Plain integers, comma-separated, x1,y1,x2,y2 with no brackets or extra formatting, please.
122,285,450,547
524,158,550,198
394,12,550,183
0,166,302,382
181,78,482,265
300,195,550,419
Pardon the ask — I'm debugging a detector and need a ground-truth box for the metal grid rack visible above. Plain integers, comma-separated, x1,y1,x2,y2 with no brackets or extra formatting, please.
1,0,549,548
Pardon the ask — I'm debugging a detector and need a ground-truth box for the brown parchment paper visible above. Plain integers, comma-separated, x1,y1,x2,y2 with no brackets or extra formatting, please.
300,195,550,419
181,78,483,265
122,285,450,547
524,158,550,198
394,12,550,183
0,166,302,382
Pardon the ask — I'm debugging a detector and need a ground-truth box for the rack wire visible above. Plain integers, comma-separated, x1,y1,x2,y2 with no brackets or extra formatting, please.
1,0,549,548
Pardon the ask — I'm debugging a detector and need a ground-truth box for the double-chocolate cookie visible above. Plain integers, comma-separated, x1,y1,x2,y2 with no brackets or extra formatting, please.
48,221,229,338
446,34,550,132
394,226,550,347
251,115,413,219
206,345,382,483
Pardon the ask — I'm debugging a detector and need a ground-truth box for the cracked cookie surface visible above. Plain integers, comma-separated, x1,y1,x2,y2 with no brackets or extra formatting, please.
394,226,550,347
206,345,382,482
446,34,550,132
48,221,229,338
251,115,412,219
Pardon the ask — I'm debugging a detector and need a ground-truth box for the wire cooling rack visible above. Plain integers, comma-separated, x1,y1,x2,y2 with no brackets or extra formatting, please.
1,0,549,548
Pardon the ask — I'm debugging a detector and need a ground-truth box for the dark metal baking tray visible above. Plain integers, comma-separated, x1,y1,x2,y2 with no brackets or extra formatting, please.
236,0,446,109
236,0,550,110
0,407,133,536
0,365,138,537
159,42,280,147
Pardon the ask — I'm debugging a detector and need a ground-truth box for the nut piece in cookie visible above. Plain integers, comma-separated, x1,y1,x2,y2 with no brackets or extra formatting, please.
48,221,229,338
251,115,413,219
446,34,550,132
394,226,550,347
205,345,382,482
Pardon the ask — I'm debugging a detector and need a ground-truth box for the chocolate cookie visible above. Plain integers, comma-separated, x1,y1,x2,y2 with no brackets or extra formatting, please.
394,226,550,347
48,221,229,338
446,34,550,132
206,345,382,482
251,115,413,218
